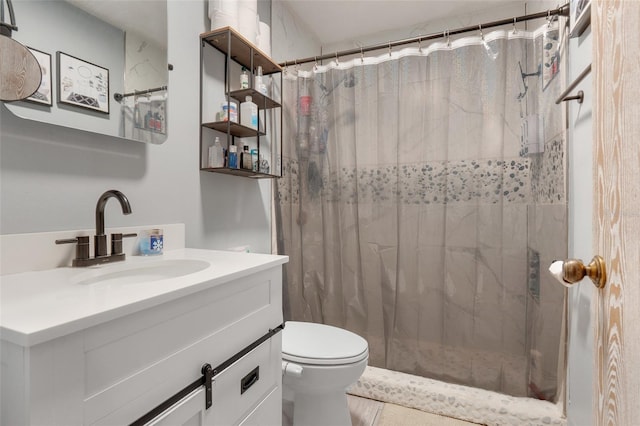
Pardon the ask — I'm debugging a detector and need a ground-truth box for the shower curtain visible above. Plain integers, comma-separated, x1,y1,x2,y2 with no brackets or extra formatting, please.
275,25,567,399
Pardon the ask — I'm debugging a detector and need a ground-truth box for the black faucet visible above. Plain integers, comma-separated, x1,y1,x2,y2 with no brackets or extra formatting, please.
94,190,132,257
55,190,135,267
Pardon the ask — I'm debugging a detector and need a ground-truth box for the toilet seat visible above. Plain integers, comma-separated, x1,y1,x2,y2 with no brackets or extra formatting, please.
282,321,368,366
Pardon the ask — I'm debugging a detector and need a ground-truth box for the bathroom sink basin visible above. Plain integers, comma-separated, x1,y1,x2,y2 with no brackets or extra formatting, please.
73,259,211,286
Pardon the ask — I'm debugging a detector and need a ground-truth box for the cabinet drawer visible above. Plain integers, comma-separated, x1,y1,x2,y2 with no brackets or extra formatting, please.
209,333,281,425
146,388,205,426
238,386,281,426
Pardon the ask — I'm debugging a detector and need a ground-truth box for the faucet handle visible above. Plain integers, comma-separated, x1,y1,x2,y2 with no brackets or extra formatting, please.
111,232,137,255
56,236,90,261
56,238,80,244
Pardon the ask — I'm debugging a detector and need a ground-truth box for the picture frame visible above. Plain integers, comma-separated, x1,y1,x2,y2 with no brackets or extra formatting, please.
25,48,52,106
57,51,109,114
570,0,591,38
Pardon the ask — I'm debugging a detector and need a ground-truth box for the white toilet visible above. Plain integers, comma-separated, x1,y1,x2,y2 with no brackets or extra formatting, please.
281,321,369,426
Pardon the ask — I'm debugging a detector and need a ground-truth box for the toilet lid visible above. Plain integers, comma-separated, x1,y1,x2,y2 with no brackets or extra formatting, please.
282,321,369,365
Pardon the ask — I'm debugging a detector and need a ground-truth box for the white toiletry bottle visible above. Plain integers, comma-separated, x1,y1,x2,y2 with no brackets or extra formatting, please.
208,136,223,168
240,96,258,130
240,67,249,89
255,66,267,96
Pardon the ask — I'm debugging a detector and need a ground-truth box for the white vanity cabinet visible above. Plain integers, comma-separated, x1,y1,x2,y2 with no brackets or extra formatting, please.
0,255,285,426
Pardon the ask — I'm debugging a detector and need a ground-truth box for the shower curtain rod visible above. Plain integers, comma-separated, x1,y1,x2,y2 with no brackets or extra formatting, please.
113,85,167,103
279,3,569,67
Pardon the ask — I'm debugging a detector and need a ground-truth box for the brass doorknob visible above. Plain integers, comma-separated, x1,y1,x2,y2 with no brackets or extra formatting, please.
548,255,607,289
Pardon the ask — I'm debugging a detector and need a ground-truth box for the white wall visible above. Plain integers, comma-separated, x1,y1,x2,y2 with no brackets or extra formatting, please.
271,0,322,64
272,2,566,70
321,2,526,55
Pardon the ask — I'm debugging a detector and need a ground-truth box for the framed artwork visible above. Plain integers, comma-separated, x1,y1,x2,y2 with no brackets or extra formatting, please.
570,0,591,38
25,48,52,106
57,52,109,114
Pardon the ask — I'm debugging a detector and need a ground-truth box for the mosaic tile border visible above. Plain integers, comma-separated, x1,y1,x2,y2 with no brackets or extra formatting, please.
277,157,532,205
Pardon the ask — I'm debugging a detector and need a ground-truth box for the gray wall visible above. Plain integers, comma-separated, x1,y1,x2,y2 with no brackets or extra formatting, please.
0,0,279,254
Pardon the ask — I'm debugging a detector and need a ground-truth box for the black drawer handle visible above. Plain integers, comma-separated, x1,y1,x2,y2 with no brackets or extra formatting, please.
241,366,260,394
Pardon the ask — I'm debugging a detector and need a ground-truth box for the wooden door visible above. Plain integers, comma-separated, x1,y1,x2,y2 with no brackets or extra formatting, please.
593,0,640,424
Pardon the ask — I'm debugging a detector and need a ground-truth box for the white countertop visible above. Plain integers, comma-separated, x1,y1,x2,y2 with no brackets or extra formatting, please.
0,248,288,347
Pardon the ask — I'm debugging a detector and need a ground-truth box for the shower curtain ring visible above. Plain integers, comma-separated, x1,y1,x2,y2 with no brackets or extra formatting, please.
418,37,422,53
547,9,553,27
446,30,451,47
388,41,392,57
335,52,339,65
360,47,364,63
512,17,518,34
314,56,318,71
479,24,484,40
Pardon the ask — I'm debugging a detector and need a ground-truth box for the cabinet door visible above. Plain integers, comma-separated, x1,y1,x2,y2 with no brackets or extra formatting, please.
146,388,212,426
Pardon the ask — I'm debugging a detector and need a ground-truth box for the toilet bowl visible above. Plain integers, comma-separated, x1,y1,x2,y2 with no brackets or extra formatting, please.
282,321,369,426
